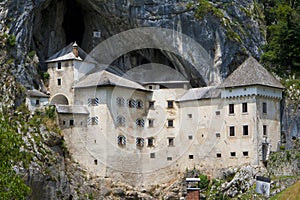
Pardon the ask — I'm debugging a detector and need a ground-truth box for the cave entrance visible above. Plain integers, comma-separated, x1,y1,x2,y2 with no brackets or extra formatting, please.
62,0,85,46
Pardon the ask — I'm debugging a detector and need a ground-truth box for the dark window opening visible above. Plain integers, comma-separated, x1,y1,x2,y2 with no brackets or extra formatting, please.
136,137,144,147
167,157,172,161
230,152,236,157
188,135,193,140
168,138,174,146
149,101,155,109
216,111,220,115
167,119,174,127
188,114,192,118
57,78,61,86
62,0,85,46
243,151,249,156
229,104,234,114
57,62,61,70
263,125,267,136
35,99,40,105
167,100,174,108
229,126,235,136
216,153,221,158
117,135,126,146
94,159,98,165
189,155,194,159
137,100,144,109
148,119,154,127
243,125,249,136
150,153,155,158
263,102,267,114
70,119,74,126
148,138,154,146
216,133,221,137
136,119,144,127
242,103,248,113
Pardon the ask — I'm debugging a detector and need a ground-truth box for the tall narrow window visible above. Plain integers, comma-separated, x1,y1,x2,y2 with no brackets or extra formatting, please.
262,102,267,114
229,104,234,114
242,103,248,113
69,119,74,126
35,99,40,106
148,138,154,146
57,62,61,70
263,125,267,136
167,100,174,108
243,125,249,136
148,119,154,127
229,126,235,136
57,78,61,86
136,137,144,147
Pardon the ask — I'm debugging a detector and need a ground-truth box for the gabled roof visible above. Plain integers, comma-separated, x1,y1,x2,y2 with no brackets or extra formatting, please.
27,89,49,98
45,42,90,63
74,70,148,91
56,105,89,115
219,57,284,89
177,86,220,102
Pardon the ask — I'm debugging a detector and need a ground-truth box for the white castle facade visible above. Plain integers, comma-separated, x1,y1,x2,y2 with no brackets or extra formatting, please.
43,43,284,186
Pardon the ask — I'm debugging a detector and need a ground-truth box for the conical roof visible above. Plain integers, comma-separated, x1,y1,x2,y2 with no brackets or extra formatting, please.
220,57,284,89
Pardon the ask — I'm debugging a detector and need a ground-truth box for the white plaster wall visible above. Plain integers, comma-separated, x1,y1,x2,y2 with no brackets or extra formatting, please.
25,97,49,113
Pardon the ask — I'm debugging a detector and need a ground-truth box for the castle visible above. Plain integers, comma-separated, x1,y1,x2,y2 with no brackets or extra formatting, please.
35,42,284,186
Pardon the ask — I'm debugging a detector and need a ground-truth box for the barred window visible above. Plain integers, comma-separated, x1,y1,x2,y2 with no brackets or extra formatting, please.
88,98,99,106
136,137,144,147
116,97,125,107
136,119,145,127
127,99,136,108
116,115,126,127
88,116,99,125
117,135,126,146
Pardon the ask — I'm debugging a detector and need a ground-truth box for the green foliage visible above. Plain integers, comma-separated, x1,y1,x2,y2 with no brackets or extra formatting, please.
281,75,300,106
193,0,224,20
7,34,16,47
28,51,36,59
0,112,31,199
280,145,286,151
45,106,56,119
43,72,50,80
199,174,210,190
261,0,300,76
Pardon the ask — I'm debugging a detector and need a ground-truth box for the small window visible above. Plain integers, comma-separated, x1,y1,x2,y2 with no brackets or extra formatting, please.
149,101,155,109
167,157,172,161
116,97,125,107
88,98,99,106
128,99,136,108
229,104,234,114
167,100,174,108
215,111,220,115
148,137,154,146
243,125,249,136
117,135,126,146
35,99,40,106
188,114,192,118
262,102,267,114
137,99,144,109
243,151,249,157
136,119,145,127
189,155,194,160
88,117,99,125
70,119,74,126
216,133,221,138
136,137,144,147
149,85,153,89
229,89,232,92
57,78,61,86
229,126,235,136
116,116,126,127
168,138,174,146
242,103,248,113
62,120,66,125
57,62,61,70
167,119,174,127
216,153,221,158
263,125,267,136
230,152,236,157
188,135,193,140
150,153,155,158
94,159,98,165
148,119,154,127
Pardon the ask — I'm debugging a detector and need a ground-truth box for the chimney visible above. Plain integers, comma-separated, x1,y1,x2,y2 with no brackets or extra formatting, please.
73,42,79,57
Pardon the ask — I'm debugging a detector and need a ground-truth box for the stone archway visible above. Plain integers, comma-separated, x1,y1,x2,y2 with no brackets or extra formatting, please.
50,94,69,105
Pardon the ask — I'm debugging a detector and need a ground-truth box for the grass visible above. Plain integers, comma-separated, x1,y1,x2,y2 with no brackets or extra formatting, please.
270,179,300,200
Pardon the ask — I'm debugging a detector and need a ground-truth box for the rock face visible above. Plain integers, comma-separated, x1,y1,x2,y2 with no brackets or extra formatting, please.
2,0,266,87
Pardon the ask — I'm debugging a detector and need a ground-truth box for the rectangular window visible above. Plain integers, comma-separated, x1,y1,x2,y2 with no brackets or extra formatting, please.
188,135,193,140
136,137,144,147
263,102,267,114
167,100,174,108
168,138,174,146
189,155,194,159
243,151,249,157
148,138,154,146
57,62,61,70
229,126,235,136
149,101,155,109
62,120,66,125
216,133,221,138
94,159,98,165
230,152,236,157
216,153,221,158
243,125,249,136
167,119,174,127
135,119,145,127
57,78,61,86
188,114,193,118
70,119,74,126
263,125,267,136
88,98,99,106
229,104,234,114
91,117,99,125
242,103,248,113
150,153,155,158
116,97,125,107
167,157,172,161
148,119,154,127
215,111,220,115
35,99,40,106
117,135,126,145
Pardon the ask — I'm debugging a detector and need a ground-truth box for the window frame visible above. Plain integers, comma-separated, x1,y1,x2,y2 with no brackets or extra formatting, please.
229,126,235,137
57,62,62,70
167,119,174,128
229,104,234,114
136,137,144,147
117,135,126,146
263,125,267,137
147,137,154,147
242,102,248,113
57,78,62,86
167,100,174,108
149,101,155,109
243,125,249,136
168,137,175,146
262,102,267,114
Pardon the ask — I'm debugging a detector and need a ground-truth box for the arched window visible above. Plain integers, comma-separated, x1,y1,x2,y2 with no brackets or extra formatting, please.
116,115,126,127
117,135,126,146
